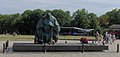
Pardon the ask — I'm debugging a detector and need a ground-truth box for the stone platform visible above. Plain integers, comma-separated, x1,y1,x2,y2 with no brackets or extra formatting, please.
13,43,108,52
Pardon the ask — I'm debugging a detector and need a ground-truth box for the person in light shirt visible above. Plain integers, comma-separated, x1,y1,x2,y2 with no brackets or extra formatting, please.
107,33,112,44
111,33,116,44
104,32,109,44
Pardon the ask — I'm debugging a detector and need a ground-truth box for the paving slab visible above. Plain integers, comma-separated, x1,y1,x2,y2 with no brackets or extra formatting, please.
0,40,120,57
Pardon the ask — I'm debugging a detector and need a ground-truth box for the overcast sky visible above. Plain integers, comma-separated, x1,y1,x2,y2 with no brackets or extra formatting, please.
0,0,120,16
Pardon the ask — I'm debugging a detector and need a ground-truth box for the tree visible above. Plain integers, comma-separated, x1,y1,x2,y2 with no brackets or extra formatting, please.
0,14,12,33
31,9,44,34
98,15,109,28
72,9,90,28
17,10,33,34
17,9,44,34
51,9,72,27
106,9,120,25
88,13,98,28
0,14,8,33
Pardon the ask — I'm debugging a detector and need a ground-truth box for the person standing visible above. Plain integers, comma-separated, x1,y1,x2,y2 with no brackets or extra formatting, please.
112,34,116,43
99,34,103,43
95,31,100,43
108,33,112,44
104,32,109,44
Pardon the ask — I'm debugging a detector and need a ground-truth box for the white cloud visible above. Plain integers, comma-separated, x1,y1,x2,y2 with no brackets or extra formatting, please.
0,0,120,16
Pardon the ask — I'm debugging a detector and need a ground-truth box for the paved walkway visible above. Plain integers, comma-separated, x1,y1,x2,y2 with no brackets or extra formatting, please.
0,40,120,57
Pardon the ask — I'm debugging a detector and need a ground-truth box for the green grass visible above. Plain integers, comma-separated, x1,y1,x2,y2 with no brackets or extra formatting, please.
0,34,95,41
0,35,34,41
60,35,95,39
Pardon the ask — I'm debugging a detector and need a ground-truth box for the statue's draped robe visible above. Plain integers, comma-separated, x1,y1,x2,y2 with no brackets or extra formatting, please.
35,13,60,44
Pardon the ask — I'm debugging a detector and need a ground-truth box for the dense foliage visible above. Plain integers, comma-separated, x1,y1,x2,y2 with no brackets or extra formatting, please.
0,8,120,35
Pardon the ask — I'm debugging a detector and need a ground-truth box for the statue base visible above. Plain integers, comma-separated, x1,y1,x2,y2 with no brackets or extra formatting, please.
13,43,108,52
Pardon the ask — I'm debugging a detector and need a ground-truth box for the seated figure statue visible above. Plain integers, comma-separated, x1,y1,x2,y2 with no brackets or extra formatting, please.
34,13,60,44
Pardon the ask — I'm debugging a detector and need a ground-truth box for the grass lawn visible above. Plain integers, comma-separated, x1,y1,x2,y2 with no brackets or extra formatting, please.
0,34,34,41
0,34,95,41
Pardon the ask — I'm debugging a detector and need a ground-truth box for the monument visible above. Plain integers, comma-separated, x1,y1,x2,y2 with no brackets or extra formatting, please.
34,13,60,44
13,13,108,52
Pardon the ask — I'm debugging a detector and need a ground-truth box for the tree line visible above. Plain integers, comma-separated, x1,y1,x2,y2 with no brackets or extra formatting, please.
0,8,120,35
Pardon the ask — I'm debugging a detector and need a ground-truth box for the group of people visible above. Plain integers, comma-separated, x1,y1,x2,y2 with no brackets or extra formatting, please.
103,32,116,44
95,31,116,44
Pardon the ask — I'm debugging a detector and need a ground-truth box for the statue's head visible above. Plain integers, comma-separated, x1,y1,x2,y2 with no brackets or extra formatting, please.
42,13,51,19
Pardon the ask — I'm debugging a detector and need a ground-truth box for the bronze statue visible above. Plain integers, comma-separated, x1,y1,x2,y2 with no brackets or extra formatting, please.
34,13,60,44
